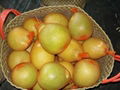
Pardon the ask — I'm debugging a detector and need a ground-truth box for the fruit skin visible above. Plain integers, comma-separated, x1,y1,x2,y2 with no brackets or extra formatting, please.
73,59,101,87
7,27,34,50
36,23,46,34
44,13,68,26
58,39,83,62
23,17,42,36
8,51,30,70
39,23,71,54
83,37,108,59
33,83,43,90
38,62,70,90
30,40,54,70
69,12,93,40
11,63,37,89
59,61,74,78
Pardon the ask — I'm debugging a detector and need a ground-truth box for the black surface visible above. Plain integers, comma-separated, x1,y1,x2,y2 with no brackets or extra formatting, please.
0,0,41,12
0,0,120,90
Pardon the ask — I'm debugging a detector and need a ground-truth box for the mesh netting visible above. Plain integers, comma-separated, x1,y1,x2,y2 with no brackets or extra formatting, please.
0,5,114,89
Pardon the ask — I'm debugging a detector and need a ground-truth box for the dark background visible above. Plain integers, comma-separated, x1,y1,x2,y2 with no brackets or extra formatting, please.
0,0,120,90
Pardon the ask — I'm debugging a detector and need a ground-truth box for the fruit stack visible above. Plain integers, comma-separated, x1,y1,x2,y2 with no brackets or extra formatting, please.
0,5,114,90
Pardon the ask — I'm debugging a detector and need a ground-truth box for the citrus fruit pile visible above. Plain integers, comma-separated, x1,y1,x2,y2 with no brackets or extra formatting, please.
6,10,110,90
